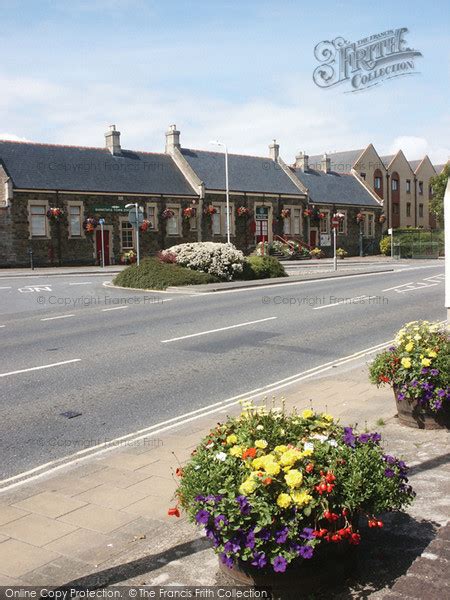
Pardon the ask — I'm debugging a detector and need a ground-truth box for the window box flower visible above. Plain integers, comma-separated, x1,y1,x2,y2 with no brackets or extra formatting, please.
170,404,414,584
356,213,365,223
303,208,313,217
369,321,450,429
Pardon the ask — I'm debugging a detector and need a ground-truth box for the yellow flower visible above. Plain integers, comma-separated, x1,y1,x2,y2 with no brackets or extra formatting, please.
274,445,288,454
279,449,302,467
405,342,414,352
239,478,258,495
421,358,431,367
291,490,312,507
252,457,265,470
226,434,238,445
276,493,292,508
401,357,411,369
229,445,243,458
255,439,268,449
300,448,314,458
321,413,334,422
414,334,421,341
302,409,314,419
265,461,281,476
284,469,303,489
428,350,437,358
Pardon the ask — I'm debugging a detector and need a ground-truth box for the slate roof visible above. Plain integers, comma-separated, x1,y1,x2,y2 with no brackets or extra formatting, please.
408,159,422,172
0,140,196,195
293,168,381,208
380,154,395,168
433,163,447,174
306,149,365,173
180,148,302,195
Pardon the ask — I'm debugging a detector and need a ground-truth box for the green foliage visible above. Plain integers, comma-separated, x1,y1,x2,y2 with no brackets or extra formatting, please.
243,256,287,279
430,164,449,225
113,257,218,290
379,236,391,255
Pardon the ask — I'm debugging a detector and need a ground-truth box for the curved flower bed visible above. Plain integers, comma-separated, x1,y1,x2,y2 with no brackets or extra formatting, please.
172,404,414,574
162,242,245,281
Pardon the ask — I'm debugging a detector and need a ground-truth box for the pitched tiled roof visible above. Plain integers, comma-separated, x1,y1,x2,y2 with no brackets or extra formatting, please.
380,154,395,168
180,148,302,195
408,159,422,172
433,163,448,174
293,168,381,207
0,141,196,195
306,149,365,173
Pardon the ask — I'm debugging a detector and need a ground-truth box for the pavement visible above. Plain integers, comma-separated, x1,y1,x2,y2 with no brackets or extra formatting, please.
0,362,448,598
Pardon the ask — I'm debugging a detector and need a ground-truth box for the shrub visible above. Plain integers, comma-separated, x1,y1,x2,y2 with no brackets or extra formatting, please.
369,321,450,413
244,256,286,279
172,404,415,574
380,236,390,255
162,242,245,281
113,257,217,290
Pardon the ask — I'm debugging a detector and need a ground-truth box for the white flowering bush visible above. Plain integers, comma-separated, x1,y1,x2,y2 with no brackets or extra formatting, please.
163,242,245,281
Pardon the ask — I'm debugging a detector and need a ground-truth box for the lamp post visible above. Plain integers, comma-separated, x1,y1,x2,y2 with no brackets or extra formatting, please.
444,179,450,322
126,203,140,266
209,140,230,244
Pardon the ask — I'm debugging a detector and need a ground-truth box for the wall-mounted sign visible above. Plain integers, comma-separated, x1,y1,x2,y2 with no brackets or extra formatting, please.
255,206,269,221
320,234,331,247
93,205,128,213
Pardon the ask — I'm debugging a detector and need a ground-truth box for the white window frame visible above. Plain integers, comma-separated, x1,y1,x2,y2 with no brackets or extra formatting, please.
337,210,347,234
362,211,375,238
392,178,398,191
189,206,198,231
67,201,84,238
119,217,135,251
319,210,330,234
28,201,49,239
292,207,302,236
374,176,382,190
165,204,181,236
212,202,235,237
146,201,159,231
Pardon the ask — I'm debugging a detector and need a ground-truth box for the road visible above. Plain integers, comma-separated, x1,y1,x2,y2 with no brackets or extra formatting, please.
0,260,445,479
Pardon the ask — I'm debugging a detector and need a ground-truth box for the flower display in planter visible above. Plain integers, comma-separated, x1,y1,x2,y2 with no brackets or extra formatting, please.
303,208,313,217
120,250,137,264
309,247,323,259
204,205,217,216
318,212,326,220
83,217,98,233
161,208,175,220
237,206,250,218
183,207,195,219
139,219,152,232
162,242,244,280
46,207,63,221
369,321,450,429
336,248,348,259
280,208,291,219
171,403,414,576
356,213,365,223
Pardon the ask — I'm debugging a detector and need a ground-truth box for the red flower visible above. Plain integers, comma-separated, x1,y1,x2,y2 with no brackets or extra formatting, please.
262,477,272,485
305,463,314,473
349,533,361,545
168,507,180,517
242,447,257,460
175,468,184,477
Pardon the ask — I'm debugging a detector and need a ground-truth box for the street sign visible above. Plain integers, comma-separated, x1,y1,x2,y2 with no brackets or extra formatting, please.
320,234,331,246
255,206,269,220
128,207,144,227
388,228,393,235
331,217,340,228
94,205,128,213
98,218,105,225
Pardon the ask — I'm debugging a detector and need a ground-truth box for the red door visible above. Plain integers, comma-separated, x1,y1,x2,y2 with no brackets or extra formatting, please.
96,230,110,265
255,220,268,243
309,230,317,247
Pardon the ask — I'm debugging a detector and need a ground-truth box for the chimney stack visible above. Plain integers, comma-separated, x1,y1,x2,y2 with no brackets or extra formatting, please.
165,124,180,153
269,139,279,161
320,153,331,173
295,151,309,171
105,125,121,155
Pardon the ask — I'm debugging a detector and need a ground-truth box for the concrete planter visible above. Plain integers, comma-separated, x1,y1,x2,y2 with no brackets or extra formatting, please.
395,391,450,430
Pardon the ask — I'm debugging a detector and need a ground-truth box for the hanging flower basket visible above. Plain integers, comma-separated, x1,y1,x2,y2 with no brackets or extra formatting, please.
183,207,195,219
83,217,98,233
280,208,291,219
237,206,250,218
303,208,313,217
204,205,217,216
170,403,415,583
161,208,175,220
139,219,152,232
379,214,386,224
369,321,450,429
46,207,63,222
318,212,326,220
356,213,365,223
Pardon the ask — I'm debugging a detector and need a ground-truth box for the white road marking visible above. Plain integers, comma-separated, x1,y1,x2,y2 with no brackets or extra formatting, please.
0,325,5,328
69,282,92,286
0,339,394,491
40,314,76,321
382,282,413,292
0,359,81,379
0,286,12,290
102,305,129,312
313,295,379,310
18,286,52,293
161,316,278,343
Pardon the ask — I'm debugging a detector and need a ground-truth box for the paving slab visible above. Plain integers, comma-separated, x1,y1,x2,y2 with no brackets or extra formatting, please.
0,513,77,546
13,490,87,518
0,538,60,578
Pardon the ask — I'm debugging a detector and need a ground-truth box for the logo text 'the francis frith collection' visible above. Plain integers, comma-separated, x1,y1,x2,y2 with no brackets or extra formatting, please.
313,28,422,92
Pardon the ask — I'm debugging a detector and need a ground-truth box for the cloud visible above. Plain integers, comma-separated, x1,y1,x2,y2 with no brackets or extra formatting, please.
389,136,450,164
0,133,31,142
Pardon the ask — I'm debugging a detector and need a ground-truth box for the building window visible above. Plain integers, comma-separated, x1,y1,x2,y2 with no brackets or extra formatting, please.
213,203,234,236
392,178,398,191
406,202,411,217
293,208,301,235
166,207,180,235
146,203,158,230
319,210,330,234
120,220,134,250
283,213,291,235
419,203,424,218
360,172,366,180
363,212,375,237
392,203,399,215
337,210,347,234
68,203,83,237
29,204,48,237
374,176,382,190
189,207,197,231
418,181,424,195
406,179,411,193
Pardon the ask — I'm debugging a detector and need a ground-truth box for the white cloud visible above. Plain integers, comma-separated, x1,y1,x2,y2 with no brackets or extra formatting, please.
389,136,450,164
0,133,31,142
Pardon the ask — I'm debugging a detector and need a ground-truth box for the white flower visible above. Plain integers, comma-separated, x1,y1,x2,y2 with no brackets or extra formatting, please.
304,442,315,451
194,465,201,470
311,434,328,443
256,425,264,430
215,452,227,462
163,242,244,280
327,439,338,447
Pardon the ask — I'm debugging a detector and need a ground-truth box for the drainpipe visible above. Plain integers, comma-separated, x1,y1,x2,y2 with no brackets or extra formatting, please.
386,173,391,229
414,177,418,227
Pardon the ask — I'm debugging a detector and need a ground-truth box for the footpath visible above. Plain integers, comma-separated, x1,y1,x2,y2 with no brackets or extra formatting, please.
0,363,448,598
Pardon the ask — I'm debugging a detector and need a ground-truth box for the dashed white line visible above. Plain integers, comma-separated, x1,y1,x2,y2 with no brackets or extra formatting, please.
161,316,278,343
102,306,129,312
0,286,12,290
0,359,81,379
40,314,75,321
313,295,379,310
382,282,413,292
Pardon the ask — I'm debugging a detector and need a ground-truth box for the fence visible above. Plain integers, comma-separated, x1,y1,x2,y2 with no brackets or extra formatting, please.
392,229,443,259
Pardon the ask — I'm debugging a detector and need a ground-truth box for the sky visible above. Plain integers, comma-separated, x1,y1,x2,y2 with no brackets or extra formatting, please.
0,0,449,164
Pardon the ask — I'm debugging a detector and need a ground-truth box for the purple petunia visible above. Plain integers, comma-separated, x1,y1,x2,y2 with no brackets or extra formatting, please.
275,527,289,544
194,494,205,502
430,369,439,376
437,389,446,398
257,528,271,541
251,551,267,569
273,555,288,573
397,392,405,401
421,367,429,375
300,527,314,540
384,468,395,478
299,545,314,559
343,427,356,447
220,553,234,569
245,530,256,549
214,515,228,529
384,454,396,465
224,539,241,553
235,495,252,515
195,509,210,525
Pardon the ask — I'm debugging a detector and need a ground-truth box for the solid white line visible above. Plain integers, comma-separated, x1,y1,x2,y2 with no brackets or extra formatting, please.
0,286,12,290
69,282,92,286
313,295,369,310
40,314,75,321
0,325,5,328
382,282,413,292
0,359,81,379
0,339,394,491
161,316,278,343
102,306,129,312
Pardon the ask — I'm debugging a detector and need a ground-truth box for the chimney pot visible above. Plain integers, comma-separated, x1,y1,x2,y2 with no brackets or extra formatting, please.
166,124,181,153
269,139,279,161
105,124,121,155
321,153,331,173
295,151,309,171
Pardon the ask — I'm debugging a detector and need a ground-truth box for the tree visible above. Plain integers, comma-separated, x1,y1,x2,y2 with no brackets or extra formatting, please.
430,164,449,225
